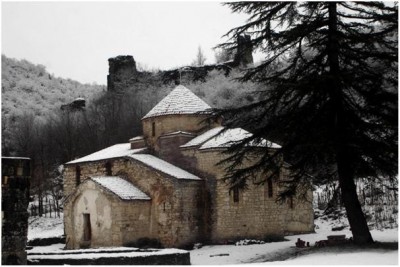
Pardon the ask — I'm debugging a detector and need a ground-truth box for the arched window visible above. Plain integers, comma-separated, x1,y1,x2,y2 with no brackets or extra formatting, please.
75,165,81,186
105,162,112,176
267,178,273,198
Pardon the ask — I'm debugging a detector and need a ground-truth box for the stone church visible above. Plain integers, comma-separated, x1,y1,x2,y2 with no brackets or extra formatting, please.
63,85,314,249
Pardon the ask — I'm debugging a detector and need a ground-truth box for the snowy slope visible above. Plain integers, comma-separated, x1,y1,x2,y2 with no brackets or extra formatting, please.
28,214,64,241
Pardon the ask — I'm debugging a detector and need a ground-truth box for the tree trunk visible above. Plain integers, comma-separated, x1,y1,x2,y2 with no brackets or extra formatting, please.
328,2,373,245
337,151,374,244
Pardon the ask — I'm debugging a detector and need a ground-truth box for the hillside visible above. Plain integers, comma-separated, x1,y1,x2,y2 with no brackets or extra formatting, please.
1,55,105,120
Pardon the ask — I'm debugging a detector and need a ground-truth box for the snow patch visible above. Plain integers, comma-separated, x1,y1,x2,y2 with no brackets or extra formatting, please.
28,215,64,241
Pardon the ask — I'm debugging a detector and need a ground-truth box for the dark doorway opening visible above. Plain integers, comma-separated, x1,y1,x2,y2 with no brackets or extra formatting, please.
83,213,91,241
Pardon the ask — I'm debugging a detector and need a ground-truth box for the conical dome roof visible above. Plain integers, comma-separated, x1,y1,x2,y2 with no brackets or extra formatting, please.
142,85,212,119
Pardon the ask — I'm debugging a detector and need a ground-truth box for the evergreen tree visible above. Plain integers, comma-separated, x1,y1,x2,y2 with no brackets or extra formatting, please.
217,2,397,244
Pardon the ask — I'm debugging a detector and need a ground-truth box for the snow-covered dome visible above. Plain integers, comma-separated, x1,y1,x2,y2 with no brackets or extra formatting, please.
142,85,212,119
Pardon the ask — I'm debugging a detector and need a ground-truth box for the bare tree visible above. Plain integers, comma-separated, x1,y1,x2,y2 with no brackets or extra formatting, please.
193,46,207,66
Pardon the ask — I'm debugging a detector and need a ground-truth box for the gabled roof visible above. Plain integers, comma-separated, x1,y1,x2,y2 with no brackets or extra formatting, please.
200,128,281,150
128,154,201,180
180,127,281,150
66,144,145,164
91,176,151,200
142,85,212,119
180,126,224,148
129,136,144,142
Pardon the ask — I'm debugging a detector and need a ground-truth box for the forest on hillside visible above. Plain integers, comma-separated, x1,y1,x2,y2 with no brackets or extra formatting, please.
1,55,262,215
2,55,105,119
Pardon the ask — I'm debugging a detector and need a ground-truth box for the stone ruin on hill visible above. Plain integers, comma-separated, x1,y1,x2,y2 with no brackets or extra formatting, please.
106,34,254,92
107,55,139,92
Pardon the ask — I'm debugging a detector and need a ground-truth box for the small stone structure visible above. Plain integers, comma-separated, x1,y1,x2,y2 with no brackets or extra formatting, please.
2,157,31,265
63,85,314,249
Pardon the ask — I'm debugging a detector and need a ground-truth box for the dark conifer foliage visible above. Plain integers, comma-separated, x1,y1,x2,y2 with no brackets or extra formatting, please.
216,2,397,244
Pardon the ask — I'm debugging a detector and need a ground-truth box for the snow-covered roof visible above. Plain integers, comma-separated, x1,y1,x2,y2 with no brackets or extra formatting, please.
128,154,201,180
129,136,144,142
91,176,150,200
181,126,224,148
161,131,195,137
142,85,212,119
66,144,145,164
2,156,31,160
198,127,281,150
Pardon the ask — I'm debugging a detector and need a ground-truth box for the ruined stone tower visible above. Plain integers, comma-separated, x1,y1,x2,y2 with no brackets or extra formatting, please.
233,34,254,67
107,55,138,92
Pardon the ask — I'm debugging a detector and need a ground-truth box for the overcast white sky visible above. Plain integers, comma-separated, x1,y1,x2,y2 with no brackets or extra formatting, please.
2,1,252,85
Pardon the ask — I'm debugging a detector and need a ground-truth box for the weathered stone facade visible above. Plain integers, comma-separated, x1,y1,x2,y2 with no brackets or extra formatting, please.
2,157,31,265
64,85,314,249
64,157,203,249
142,114,220,152
65,179,152,249
180,147,314,242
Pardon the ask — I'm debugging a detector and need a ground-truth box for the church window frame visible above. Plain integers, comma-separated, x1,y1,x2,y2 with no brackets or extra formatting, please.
152,122,156,137
233,186,240,203
288,196,294,209
75,165,81,186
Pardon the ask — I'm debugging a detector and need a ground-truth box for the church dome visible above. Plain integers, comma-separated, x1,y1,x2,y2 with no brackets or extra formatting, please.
142,85,212,119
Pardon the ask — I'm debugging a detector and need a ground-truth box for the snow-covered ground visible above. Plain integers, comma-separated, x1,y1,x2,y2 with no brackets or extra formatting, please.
272,249,397,265
28,214,64,241
190,219,398,265
28,214,398,265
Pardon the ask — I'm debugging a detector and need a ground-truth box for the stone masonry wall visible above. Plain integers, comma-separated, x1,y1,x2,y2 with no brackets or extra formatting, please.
157,133,199,172
181,148,314,242
280,167,314,234
2,177,30,264
121,160,203,247
64,157,203,248
64,179,152,249
142,114,220,152
169,180,204,247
